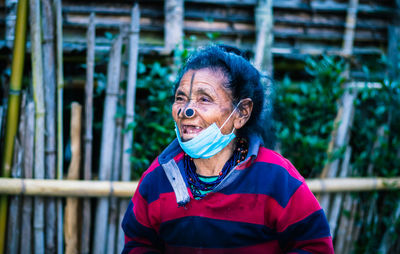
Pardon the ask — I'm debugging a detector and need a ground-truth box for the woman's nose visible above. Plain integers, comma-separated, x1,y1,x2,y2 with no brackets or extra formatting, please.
177,106,196,118
184,108,195,118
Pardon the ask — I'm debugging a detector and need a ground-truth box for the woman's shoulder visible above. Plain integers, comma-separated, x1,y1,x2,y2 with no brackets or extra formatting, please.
253,146,305,182
139,139,183,182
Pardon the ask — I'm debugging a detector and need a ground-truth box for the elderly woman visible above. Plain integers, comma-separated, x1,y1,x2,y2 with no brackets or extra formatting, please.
122,45,334,253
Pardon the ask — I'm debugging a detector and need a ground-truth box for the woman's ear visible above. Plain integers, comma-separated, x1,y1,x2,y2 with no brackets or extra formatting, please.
234,98,253,129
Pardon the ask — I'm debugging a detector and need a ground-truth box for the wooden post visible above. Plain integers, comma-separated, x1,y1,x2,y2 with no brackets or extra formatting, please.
0,0,28,251
254,0,274,76
93,34,123,254
81,13,95,254
42,0,57,252
20,98,35,253
54,0,65,252
118,4,140,253
30,0,46,252
164,0,184,52
64,103,82,254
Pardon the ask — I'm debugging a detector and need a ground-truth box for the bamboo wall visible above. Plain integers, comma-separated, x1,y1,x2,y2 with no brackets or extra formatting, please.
0,0,399,254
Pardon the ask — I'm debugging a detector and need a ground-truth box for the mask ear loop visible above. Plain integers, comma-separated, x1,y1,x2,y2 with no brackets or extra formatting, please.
220,100,243,132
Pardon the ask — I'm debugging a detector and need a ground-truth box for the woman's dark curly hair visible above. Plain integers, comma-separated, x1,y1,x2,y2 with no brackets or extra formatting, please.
173,44,276,149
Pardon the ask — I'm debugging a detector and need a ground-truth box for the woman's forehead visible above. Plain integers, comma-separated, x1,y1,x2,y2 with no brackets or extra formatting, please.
177,69,231,96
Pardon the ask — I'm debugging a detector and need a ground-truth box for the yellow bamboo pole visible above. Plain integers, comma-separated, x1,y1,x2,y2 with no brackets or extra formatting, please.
0,0,28,252
0,178,398,197
64,103,81,254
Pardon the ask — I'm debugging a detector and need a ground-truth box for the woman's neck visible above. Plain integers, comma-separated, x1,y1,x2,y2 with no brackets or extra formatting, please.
193,139,236,176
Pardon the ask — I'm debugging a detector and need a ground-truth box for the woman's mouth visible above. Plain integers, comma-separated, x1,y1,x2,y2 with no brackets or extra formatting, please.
182,125,203,135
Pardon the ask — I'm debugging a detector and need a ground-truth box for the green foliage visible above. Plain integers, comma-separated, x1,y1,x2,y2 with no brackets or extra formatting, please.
274,55,347,177
350,57,400,253
275,53,400,252
128,60,176,179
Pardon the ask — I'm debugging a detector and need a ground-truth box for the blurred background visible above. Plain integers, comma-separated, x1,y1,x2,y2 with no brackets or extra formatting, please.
0,0,399,253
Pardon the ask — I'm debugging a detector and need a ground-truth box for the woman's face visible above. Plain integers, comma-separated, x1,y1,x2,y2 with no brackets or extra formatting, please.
172,68,236,141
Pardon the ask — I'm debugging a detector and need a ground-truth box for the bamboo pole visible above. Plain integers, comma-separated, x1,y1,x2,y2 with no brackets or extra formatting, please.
20,98,35,254
106,114,123,254
334,194,352,252
0,107,3,138
118,4,140,253
0,178,399,197
328,146,351,238
379,204,400,253
81,12,95,254
6,92,25,254
254,0,274,75
64,103,82,254
330,2,360,249
342,0,359,56
6,138,22,254
42,0,57,252
342,199,358,253
107,26,128,253
349,205,363,253
30,0,46,251
164,0,183,52
93,34,123,254
5,0,18,49
0,0,28,251
54,0,65,253
319,89,357,213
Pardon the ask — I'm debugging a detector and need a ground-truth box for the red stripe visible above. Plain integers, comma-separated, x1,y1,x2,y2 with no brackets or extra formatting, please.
289,237,334,253
254,147,304,181
165,241,282,254
173,152,184,163
157,192,285,228
132,191,153,228
277,183,321,232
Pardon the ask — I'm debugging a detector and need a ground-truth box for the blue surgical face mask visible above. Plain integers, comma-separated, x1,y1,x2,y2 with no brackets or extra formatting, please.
175,103,240,159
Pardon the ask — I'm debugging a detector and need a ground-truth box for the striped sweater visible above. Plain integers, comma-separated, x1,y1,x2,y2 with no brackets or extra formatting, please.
122,135,334,253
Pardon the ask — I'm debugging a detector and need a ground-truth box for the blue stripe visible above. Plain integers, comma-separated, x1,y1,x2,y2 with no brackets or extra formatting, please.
220,162,303,207
159,216,278,248
291,250,313,254
121,241,160,254
121,201,164,250
278,209,331,246
139,165,175,204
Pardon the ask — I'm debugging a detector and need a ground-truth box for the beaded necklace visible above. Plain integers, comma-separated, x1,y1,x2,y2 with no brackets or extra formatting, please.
184,138,248,199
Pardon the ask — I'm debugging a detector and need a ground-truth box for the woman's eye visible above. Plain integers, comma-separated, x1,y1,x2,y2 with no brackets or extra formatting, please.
175,96,184,102
200,97,211,102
